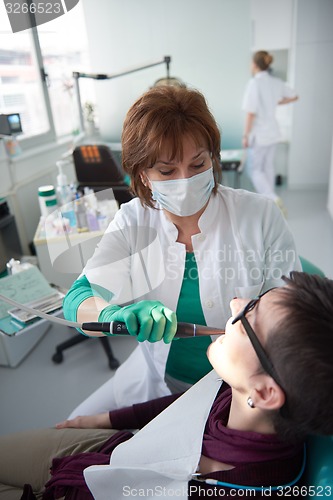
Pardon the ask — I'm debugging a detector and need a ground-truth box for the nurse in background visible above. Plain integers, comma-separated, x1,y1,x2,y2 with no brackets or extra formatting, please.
242,50,298,214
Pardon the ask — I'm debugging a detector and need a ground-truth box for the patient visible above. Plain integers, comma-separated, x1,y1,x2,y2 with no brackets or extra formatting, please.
0,272,332,499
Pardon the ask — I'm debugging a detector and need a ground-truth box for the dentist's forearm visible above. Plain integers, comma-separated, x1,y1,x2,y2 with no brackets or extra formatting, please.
77,296,111,336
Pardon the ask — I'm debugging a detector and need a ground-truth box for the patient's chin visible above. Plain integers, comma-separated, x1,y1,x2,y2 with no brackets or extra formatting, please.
206,341,216,363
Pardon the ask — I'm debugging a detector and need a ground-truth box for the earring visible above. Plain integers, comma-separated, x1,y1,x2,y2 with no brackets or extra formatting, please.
247,397,255,408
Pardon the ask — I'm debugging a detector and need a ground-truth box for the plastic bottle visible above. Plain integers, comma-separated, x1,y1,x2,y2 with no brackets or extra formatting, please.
38,185,58,217
56,161,77,231
56,161,72,205
86,207,99,231
83,187,99,232
74,193,88,232
96,204,110,231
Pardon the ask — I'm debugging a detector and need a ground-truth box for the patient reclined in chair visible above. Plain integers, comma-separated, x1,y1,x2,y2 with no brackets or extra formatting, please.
0,272,332,499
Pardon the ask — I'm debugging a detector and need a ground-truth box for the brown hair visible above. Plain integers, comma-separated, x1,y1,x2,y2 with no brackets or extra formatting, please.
267,272,333,441
121,86,222,208
253,50,273,71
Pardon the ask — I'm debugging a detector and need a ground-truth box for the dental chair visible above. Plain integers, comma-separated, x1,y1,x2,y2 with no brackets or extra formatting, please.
298,257,332,497
299,256,325,277
305,435,333,497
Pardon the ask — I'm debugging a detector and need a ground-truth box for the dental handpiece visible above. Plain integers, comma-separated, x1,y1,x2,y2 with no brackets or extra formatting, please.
0,292,224,339
81,321,225,338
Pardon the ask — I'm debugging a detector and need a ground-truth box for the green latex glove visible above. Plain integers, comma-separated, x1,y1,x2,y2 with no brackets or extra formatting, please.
98,300,177,343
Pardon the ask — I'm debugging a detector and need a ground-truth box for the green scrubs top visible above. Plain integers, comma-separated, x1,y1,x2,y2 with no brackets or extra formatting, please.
165,252,212,385
63,253,212,383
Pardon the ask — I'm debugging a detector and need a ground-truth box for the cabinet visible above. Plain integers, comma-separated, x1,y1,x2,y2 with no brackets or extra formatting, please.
0,319,50,367
0,215,22,274
250,0,294,51
33,223,103,289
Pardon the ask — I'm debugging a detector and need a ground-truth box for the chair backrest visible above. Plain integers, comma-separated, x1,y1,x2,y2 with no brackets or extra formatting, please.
73,144,125,185
298,258,331,498
299,256,325,277
305,435,333,498
73,144,133,206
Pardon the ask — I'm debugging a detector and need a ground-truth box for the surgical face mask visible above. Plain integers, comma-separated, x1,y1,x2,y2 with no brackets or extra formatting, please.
149,167,215,217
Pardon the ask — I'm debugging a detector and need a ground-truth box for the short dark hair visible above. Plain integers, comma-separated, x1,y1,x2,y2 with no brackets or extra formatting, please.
267,272,333,441
121,86,222,208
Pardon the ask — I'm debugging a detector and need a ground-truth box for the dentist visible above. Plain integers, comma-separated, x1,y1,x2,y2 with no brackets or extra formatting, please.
63,85,301,416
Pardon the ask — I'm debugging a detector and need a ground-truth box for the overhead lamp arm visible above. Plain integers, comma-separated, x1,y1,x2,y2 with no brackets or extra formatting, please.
73,56,171,132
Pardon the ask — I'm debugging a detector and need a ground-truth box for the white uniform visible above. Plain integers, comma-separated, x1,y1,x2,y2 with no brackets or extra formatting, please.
242,71,297,199
69,185,301,417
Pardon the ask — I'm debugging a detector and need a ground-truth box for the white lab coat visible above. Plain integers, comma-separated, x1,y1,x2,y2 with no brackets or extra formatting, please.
242,71,297,146
75,185,300,413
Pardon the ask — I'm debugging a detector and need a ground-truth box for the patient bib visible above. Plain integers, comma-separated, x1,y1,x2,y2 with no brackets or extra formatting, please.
84,369,222,499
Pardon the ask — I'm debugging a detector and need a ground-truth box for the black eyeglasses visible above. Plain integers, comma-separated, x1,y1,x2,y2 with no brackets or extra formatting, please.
231,288,284,389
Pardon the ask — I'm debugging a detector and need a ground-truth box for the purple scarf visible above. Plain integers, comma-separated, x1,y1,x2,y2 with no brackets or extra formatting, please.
202,388,302,465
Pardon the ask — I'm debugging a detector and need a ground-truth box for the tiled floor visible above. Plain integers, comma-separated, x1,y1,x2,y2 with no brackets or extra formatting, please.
0,186,332,436
0,323,137,435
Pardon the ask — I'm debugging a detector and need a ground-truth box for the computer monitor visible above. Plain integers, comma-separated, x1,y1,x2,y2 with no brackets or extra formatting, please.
0,113,22,136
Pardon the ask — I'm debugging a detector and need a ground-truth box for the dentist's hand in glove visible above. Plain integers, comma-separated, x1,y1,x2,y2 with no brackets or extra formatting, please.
98,300,177,343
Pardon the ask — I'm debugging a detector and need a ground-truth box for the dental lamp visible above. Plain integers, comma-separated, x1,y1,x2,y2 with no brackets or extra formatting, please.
73,55,173,133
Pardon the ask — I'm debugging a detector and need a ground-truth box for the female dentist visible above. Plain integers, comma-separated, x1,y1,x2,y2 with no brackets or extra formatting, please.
242,50,298,212
63,85,301,416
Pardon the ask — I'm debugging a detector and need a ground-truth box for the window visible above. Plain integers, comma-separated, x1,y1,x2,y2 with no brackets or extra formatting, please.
0,2,95,149
0,30,51,142
36,5,94,138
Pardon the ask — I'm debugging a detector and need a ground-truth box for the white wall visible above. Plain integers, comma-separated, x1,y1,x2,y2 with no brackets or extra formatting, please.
81,0,251,150
288,0,333,189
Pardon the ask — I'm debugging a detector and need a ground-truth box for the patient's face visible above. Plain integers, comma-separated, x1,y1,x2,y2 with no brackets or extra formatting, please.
207,289,284,391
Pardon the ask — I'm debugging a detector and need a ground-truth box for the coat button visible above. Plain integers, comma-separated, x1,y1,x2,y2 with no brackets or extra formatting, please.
205,299,214,308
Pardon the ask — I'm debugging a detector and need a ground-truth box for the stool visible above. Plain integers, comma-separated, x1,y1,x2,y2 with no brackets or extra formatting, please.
220,149,244,188
52,332,120,370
